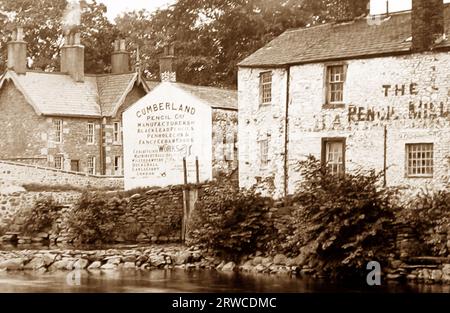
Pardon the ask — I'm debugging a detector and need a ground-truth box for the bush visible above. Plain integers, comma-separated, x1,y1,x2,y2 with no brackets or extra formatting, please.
19,197,61,235
67,192,119,243
186,185,276,261
288,156,398,279
397,188,450,256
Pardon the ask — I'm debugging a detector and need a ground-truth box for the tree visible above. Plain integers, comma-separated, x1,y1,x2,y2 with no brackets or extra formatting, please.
0,0,116,73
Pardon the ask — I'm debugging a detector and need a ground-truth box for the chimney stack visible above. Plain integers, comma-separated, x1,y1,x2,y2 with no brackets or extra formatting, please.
7,27,27,74
60,31,84,82
159,44,176,82
111,39,130,74
412,0,445,52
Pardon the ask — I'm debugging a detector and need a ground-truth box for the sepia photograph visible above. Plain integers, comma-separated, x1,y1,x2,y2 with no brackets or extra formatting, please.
0,0,449,311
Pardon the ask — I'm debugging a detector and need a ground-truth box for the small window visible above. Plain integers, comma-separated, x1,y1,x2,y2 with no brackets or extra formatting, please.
87,123,95,144
114,156,122,175
113,122,121,144
260,71,272,105
406,143,434,177
53,119,63,143
54,155,63,170
326,65,345,105
258,139,269,168
87,156,96,175
322,138,346,175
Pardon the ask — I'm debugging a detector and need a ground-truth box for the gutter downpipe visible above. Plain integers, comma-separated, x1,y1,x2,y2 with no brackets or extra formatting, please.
284,66,291,203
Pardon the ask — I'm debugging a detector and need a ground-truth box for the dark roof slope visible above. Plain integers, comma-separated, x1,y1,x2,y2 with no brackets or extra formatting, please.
146,81,237,110
239,7,450,67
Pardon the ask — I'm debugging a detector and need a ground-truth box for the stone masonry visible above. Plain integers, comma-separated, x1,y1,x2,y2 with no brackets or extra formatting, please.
239,52,450,197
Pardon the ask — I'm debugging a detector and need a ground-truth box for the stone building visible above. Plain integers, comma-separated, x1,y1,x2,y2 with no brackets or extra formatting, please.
0,28,149,176
238,0,450,197
123,47,238,190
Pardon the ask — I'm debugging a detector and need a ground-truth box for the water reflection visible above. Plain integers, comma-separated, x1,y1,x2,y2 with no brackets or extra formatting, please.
0,269,449,293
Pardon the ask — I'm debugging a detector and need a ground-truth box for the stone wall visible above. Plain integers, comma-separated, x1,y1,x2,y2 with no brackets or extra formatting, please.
0,185,185,244
212,109,238,177
0,160,124,189
0,191,80,229
238,52,450,197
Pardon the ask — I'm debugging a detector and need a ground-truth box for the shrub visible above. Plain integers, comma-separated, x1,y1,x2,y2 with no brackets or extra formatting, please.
397,188,450,256
288,156,398,279
19,197,61,235
186,184,276,261
67,192,119,243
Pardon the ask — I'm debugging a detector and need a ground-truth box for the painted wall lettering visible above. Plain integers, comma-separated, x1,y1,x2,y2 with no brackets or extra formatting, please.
382,83,419,97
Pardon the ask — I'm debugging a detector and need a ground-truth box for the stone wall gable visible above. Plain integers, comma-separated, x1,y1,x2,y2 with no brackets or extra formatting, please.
0,73,42,116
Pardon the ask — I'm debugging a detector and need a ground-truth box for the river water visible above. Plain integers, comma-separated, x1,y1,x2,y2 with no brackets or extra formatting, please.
1,269,449,293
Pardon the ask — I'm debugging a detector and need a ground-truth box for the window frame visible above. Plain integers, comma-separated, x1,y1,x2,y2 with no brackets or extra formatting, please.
321,137,346,175
54,155,64,170
113,122,121,144
405,143,434,178
258,138,269,168
114,155,123,175
53,119,63,143
87,156,96,175
259,71,272,106
324,63,347,109
87,122,95,145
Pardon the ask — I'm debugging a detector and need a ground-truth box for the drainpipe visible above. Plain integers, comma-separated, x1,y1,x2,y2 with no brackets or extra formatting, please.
383,125,387,187
284,66,291,201
99,117,106,175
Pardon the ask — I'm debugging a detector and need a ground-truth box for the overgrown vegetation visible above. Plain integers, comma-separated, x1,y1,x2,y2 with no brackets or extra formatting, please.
397,188,450,257
67,192,119,244
186,184,276,261
283,156,399,279
19,197,62,235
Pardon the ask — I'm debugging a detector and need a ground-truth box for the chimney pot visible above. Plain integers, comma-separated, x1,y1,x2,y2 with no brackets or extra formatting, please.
119,39,126,51
111,38,130,74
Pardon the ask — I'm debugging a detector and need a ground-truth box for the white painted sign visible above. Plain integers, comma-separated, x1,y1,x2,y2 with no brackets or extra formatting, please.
123,82,212,190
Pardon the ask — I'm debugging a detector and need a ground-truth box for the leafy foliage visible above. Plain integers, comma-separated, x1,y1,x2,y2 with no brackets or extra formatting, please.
67,191,119,243
0,0,116,73
288,156,398,279
397,188,450,256
186,184,276,260
20,197,61,235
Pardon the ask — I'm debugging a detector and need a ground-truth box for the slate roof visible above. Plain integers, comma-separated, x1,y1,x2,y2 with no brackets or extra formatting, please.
0,70,145,118
239,6,450,67
146,81,238,110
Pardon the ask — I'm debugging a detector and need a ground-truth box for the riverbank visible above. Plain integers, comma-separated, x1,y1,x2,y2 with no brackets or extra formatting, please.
1,245,450,286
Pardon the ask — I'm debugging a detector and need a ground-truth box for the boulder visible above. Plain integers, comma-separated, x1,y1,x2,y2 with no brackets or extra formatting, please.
174,252,192,265
252,256,263,266
273,254,287,265
100,263,117,270
73,259,89,270
48,260,68,271
88,261,102,270
222,261,236,272
24,257,46,270
431,270,442,283
43,254,56,267
122,255,136,263
149,255,166,267
123,262,136,269
0,258,24,270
